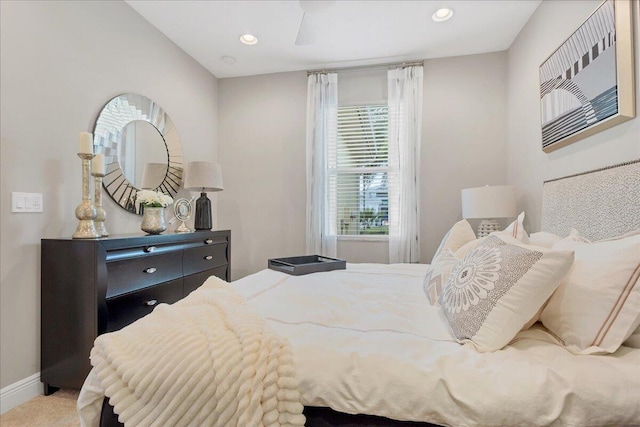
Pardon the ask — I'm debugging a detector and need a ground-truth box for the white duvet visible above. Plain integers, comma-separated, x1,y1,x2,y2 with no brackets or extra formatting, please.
235,263,640,427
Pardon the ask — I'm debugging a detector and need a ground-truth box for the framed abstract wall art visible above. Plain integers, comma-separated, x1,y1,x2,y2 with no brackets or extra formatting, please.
539,0,635,153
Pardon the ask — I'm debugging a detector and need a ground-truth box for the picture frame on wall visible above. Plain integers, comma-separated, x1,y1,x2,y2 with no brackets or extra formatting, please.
539,0,635,153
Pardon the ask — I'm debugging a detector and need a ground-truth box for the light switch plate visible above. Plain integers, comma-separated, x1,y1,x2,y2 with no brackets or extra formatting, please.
12,192,43,213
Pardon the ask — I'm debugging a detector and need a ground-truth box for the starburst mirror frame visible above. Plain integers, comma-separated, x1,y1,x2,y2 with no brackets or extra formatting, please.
92,93,183,215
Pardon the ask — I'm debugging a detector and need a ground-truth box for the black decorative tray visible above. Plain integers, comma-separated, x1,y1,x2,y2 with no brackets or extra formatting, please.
268,255,346,276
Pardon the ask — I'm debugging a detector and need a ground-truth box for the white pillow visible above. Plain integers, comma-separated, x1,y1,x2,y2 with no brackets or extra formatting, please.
502,211,529,244
551,228,591,250
529,231,562,249
623,324,640,349
541,234,640,354
439,233,574,352
432,219,476,261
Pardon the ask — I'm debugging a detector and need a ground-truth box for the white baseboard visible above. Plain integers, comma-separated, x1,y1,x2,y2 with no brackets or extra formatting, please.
0,373,43,415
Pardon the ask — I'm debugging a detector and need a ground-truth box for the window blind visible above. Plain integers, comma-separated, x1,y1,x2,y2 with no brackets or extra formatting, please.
329,105,389,235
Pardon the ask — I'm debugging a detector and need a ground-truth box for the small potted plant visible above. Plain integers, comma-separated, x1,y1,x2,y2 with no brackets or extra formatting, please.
136,190,174,234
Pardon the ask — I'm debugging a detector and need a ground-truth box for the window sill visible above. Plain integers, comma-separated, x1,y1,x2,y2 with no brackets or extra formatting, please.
337,235,389,242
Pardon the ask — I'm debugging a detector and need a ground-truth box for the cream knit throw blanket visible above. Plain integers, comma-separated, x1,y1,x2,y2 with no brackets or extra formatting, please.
90,276,306,426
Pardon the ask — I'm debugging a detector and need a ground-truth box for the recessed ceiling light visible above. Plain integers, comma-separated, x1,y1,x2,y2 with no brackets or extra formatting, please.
239,34,258,45
221,55,236,65
432,7,454,22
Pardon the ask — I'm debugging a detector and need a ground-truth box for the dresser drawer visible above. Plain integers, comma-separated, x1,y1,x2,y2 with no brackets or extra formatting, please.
183,243,228,276
183,266,228,296
106,252,182,298
105,278,183,332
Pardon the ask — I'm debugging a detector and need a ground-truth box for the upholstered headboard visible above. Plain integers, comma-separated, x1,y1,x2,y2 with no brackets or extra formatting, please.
541,159,640,241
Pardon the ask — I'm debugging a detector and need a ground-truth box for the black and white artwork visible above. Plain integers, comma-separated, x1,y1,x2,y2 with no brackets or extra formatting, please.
539,0,633,152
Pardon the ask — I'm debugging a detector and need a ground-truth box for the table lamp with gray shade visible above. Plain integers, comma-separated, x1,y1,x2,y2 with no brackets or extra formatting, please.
461,185,516,238
184,161,224,230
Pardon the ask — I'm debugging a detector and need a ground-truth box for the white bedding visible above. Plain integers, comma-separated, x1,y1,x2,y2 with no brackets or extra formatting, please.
235,263,640,427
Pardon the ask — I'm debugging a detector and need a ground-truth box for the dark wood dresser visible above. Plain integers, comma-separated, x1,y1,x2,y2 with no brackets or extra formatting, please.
40,230,230,395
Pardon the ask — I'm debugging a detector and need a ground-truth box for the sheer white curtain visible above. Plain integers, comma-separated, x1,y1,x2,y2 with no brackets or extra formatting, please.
387,65,423,263
306,72,338,257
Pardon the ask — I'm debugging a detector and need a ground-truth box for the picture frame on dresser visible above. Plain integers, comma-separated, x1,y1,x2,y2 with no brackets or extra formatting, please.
40,230,230,395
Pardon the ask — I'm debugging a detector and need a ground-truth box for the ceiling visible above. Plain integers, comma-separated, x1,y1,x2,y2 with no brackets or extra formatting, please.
125,0,541,79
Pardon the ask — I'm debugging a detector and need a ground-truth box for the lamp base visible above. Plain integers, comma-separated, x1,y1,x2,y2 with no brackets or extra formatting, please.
194,192,212,230
476,219,500,238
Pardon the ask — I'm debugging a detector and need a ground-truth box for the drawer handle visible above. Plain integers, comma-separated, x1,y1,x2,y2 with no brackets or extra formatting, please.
144,267,157,274
205,239,213,244
144,299,158,307
145,246,156,253
204,255,213,261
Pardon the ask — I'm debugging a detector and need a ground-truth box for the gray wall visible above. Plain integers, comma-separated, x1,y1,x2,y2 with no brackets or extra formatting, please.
506,0,640,232
217,72,308,280
422,52,508,262
0,1,219,388
218,52,509,278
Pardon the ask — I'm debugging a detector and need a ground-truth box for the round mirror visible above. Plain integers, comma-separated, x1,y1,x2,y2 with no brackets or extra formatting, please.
118,120,168,188
93,94,183,215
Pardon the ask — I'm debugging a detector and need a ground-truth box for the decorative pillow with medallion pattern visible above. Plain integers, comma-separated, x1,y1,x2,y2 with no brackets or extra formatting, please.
439,233,574,352
424,248,458,306
423,220,477,306
424,216,534,307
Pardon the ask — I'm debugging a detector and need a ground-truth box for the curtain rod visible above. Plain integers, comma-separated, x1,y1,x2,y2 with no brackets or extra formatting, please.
307,60,424,75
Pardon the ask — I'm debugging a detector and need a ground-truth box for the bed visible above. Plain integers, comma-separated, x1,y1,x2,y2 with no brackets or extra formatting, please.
78,159,640,427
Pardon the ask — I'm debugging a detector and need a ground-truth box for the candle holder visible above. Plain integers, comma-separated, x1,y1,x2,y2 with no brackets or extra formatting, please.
73,153,100,239
92,171,109,237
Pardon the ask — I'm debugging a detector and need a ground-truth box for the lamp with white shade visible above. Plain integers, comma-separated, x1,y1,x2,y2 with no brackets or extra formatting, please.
461,185,516,238
184,161,224,230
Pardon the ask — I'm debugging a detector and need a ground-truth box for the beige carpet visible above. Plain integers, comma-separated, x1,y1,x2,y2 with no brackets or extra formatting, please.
0,389,80,427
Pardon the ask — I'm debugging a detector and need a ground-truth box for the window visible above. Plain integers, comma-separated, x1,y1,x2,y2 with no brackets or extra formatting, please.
329,105,389,236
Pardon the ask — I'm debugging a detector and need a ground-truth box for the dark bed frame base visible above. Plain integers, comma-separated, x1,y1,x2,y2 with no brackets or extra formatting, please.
99,397,440,427
303,406,441,427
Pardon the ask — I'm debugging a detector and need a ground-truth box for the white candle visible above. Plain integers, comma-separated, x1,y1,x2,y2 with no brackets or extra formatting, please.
78,132,93,154
92,153,105,175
